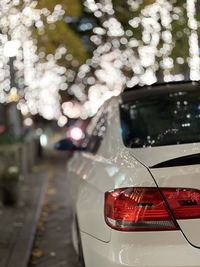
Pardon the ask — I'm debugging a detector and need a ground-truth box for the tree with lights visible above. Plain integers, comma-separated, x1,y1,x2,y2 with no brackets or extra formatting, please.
0,0,199,132
64,0,200,119
0,0,86,137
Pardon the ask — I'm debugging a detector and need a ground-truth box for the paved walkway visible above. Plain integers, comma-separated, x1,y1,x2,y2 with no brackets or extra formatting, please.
28,153,81,267
0,169,47,267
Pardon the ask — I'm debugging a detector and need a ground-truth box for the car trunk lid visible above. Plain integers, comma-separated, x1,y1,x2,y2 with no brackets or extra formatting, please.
129,144,200,248
129,143,200,167
149,164,200,248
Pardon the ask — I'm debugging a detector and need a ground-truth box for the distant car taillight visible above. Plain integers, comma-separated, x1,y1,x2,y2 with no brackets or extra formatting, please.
105,187,200,231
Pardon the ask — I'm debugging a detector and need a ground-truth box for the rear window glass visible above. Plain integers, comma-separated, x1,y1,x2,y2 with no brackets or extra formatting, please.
120,89,200,148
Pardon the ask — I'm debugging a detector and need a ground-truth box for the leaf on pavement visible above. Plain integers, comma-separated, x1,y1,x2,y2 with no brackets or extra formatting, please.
32,248,44,258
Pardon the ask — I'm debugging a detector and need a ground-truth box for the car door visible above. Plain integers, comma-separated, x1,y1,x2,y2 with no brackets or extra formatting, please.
67,104,111,242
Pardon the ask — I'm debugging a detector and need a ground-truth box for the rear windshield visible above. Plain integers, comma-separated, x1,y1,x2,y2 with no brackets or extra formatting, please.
120,89,200,148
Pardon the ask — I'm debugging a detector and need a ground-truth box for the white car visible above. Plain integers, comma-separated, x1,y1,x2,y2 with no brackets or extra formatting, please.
56,81,200,267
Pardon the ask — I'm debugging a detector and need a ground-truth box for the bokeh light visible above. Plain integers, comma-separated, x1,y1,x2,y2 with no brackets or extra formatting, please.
0,0,199,124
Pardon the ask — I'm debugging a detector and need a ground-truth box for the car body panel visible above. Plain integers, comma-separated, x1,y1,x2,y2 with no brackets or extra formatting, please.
130,143,200,167
67,98,158,242
81,230,200,267
150,166,200,248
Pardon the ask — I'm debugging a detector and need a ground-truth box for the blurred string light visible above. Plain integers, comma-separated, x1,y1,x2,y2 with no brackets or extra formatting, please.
69,127,85,141
72,0,126,116
23,117,33,127
186,0,200,81
40,133,48,147
57,115,68,127
0,0,199,123
3,40,21,57
73,0,200,117
0,0,67,120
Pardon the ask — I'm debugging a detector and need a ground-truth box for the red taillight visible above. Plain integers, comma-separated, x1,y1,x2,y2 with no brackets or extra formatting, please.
105,187,178,231
105,187,200,231
161,188,200,220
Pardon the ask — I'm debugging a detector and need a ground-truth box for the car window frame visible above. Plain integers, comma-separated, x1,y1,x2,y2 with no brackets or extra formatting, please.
83,105,108,155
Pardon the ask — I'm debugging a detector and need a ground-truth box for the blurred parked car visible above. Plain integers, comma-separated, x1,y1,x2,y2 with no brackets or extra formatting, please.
56,81,200,267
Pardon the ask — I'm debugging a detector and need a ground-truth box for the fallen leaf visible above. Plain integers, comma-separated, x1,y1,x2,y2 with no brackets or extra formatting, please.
47,187,57,195
32,248,44,258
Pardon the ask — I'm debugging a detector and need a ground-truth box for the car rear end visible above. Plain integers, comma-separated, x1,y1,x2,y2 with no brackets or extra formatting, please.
83,179,200,267
82,82,200,267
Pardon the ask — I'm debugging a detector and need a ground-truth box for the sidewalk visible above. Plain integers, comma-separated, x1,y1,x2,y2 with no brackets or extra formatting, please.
28,153,81,267
0,169,48,267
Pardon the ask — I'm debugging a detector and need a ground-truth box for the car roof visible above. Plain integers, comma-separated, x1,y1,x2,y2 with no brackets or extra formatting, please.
121,80,200,103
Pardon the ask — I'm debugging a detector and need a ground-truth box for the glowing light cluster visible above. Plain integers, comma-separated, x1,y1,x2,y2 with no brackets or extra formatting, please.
76,0,200,117
0,0,199,124
0,0,67,120
186,0,200,81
